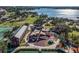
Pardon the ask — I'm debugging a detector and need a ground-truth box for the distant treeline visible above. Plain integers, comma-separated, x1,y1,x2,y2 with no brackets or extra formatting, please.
0,6,79,10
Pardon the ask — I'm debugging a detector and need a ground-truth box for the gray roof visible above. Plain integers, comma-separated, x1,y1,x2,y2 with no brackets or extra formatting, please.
14,25,27,39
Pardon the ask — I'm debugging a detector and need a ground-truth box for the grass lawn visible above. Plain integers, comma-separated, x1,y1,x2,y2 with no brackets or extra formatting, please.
0,21,24,27
68,31,79,45
44,23,54,29
0,15,39,27
68,31,79,38
19,39,26,46
25,15,39,24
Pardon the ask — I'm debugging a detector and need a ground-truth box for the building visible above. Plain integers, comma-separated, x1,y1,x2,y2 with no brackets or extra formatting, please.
11,25,28,47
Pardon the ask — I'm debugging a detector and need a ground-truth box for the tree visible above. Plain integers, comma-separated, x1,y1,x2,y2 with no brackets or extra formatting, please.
39,14,48,19
72,36,79,46
48,40,54,45
12,26,19,31
52,24,70,40
3,31,12,38
24,23,29,26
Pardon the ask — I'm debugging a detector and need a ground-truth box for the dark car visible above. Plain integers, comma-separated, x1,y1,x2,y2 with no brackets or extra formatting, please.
28,35,37,43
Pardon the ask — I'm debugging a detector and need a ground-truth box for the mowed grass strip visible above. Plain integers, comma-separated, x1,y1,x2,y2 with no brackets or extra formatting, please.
25,15,39,24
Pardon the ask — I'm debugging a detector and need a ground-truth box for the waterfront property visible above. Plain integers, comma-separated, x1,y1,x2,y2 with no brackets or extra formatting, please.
0,7,79,53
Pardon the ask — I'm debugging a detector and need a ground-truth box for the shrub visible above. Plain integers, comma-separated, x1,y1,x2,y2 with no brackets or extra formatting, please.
48,40,54,45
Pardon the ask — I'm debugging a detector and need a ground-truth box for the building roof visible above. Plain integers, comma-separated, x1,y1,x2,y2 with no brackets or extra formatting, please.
14,25,27,39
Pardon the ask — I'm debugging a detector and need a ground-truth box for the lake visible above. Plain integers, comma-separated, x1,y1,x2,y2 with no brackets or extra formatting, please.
0,8,79,40
31,8,79,20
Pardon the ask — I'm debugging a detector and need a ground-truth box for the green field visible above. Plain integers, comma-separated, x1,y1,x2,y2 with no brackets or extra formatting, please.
68,31,79,45
25,15,39,24
0,15,39,27
44,23,54,29
68,31,79,38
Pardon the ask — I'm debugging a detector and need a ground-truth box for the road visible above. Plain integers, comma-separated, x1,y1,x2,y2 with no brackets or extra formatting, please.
12,38,60,53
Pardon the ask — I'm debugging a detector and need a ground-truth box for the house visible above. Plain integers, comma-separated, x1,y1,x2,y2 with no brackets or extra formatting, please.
11,25,28,47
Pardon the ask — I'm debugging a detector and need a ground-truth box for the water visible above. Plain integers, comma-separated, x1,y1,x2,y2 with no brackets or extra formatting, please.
0,27,12,40
32,8,79,20
0,8,79,40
